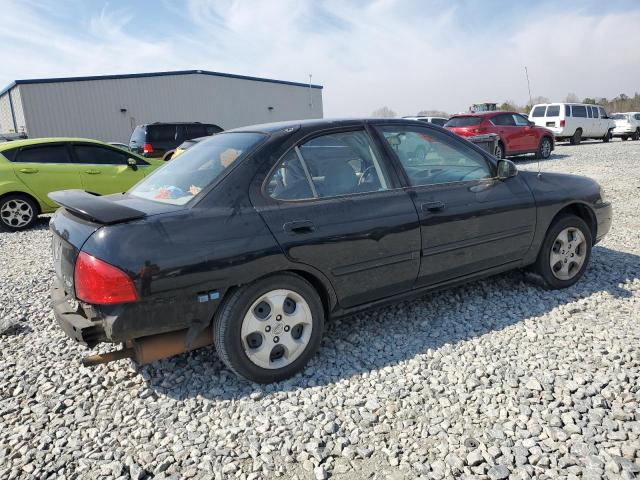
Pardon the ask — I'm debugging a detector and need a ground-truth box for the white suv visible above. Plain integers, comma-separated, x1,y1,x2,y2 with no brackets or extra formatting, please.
402,116,449,127
611,112,640,141
528,103,615,145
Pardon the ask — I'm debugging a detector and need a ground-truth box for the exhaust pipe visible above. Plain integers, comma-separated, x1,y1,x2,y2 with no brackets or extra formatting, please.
81,327,213,367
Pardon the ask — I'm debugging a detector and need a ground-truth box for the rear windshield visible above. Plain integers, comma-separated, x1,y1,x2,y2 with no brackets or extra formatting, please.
130,126,145,144
546,105,560,117
129,132,265,205
531,106,547,117
445,116,482,127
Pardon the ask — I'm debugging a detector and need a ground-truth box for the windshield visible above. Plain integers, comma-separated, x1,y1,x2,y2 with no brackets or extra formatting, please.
129,132,266,205
611,114,627,120
445,116,482,127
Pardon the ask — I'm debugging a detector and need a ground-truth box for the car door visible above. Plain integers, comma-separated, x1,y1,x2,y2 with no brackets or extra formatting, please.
71,143,148,195
512,113,538,151
252,127,421,309
374,124,536,287
11,143,82,209
491,113,523,153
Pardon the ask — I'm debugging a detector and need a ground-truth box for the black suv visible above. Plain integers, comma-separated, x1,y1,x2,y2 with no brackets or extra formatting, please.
129,122,223,158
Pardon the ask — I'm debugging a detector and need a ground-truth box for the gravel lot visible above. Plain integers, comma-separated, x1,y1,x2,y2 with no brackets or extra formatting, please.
1,139,639,480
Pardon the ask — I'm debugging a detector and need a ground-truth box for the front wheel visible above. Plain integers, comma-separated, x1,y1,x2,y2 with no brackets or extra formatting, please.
632,129,640,141
0,194,38,232
494,143,504,159
213,273,324,383
602,130,611,142
536,137,552,159
532,215,592,289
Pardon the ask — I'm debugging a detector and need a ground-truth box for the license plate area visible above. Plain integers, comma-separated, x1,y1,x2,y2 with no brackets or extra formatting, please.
546,122,556,127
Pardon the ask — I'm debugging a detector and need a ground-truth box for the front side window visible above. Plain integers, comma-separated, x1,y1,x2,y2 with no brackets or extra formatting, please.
378,126,493,186
573,105,587,118
531,106,547,117
73,144,128,165
512,114,530,126
130,132,265,205
635,114,640,121
546,105,560,117
599,107,608,118
592,107,599,118
267,130,389,200
14,145,72,163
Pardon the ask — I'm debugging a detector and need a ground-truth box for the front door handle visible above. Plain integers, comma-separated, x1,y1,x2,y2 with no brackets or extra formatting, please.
283,220,315,235
84,170,101,174
421,201,445,213
19,168,39,174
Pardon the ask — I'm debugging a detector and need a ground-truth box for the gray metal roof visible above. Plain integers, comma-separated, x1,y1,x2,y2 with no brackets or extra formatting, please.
0,69,323,97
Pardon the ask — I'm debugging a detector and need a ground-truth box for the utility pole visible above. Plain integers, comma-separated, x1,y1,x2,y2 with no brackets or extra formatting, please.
525,66,532,107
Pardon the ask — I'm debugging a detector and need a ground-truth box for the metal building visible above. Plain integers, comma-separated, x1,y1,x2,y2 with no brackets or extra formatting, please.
0,70,323,142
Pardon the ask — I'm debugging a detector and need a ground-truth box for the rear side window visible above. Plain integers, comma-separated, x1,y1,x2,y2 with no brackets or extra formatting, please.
491,114,516,126
445,116,482,127
1,148,18,162
565,105,571,116
147,125,176,142
572,105,587,118
15,145,72,163
73,144,128,165
546,106,560,117
531,106,546,117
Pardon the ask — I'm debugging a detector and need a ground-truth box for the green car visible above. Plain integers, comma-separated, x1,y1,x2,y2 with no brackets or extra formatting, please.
0,138,164,231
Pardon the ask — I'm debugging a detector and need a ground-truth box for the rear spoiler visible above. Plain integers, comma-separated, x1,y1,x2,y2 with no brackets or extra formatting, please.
48,190,145,225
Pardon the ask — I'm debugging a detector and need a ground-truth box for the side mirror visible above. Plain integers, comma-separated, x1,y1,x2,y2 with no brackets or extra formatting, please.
127,158,138,170
497,159,518,179
528,121,535,127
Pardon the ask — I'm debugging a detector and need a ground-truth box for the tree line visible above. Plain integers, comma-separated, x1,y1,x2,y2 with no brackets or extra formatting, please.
372,93,640,118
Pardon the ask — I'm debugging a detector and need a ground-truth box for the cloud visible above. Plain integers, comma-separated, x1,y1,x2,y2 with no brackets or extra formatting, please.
0,0,638,116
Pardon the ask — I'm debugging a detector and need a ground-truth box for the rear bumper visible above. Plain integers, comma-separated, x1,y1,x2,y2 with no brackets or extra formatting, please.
593,201,612,244
52,279,105,347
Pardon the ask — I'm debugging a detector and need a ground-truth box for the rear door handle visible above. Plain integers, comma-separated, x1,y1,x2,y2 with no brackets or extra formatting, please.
421,201,445,213
283,220,315,235
19,168,39,174
84,170,101,174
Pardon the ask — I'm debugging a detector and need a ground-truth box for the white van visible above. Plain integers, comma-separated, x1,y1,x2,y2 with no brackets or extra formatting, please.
611,112,640,141
528,103,615,144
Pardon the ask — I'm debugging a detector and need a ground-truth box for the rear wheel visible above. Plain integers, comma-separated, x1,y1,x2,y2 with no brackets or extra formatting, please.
162,150,175,161
570,129,582,145
494,142,504,159
213,273,324,383
532,215,592,289
536,137,552,159
622,136,628,141
0,194,38,232
632,129,640,141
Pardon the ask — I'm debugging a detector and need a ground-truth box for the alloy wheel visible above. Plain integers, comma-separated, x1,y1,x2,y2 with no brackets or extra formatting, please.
541,139,551,158
0,199,34,228
241,289,313,369
494,144,503,159
549,227,587,280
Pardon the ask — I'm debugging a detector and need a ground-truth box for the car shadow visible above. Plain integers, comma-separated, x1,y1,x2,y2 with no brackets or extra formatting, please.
138,245,638,401
511,153,571,164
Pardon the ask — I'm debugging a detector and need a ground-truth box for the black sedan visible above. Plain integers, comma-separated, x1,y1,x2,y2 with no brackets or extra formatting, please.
49,118,612,383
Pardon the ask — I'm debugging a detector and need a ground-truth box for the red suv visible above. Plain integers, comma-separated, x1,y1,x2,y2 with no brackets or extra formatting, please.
445,111,554,159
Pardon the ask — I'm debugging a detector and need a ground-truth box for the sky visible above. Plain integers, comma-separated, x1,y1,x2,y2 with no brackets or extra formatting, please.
0,0,639,117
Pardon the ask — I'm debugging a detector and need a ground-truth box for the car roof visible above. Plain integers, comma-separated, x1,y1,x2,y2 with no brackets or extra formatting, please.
0,137,108,151
225,117,433,135
451,111,515,118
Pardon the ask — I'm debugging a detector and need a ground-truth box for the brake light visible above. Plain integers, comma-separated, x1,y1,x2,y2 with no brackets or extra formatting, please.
74,251,138,305
560,120,565,127
472,127,486,134
143,143,154,154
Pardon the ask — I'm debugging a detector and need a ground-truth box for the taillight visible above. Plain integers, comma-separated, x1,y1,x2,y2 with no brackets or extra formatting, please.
560,120,565,127
143,143,154,154
472,127,486,134
74,251,138,305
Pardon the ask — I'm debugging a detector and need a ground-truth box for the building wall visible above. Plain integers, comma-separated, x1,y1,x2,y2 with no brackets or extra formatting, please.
20,73,323,142
11,87,27,133
0,92,12,133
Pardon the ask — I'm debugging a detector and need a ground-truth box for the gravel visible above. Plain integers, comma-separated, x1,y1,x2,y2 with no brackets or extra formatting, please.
1,139,639,479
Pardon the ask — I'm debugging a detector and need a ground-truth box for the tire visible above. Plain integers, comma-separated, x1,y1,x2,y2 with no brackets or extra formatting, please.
494,142,504,159
0,194,39,232
532,215,592,289
621,136,628,141
213,273,324,383
632,129,640,141
162,150,175,161
536,137,552,159
569,129,582,145
602,130,611,143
